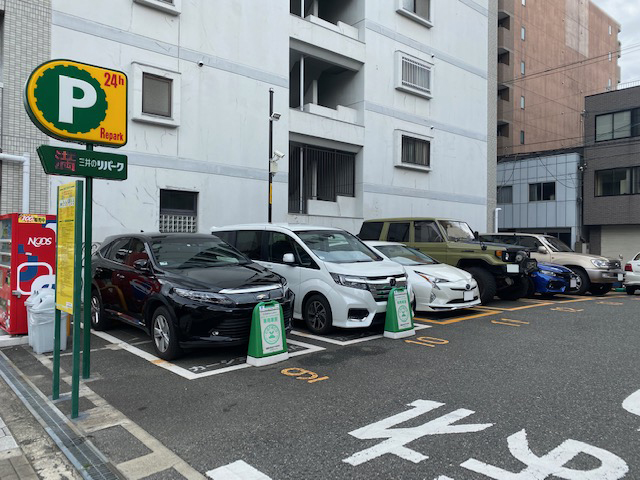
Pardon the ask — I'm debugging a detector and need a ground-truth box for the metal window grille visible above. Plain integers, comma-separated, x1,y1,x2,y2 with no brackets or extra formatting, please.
401,136,430,167
288,145,356,214
401,56,431,94
159,214,197,233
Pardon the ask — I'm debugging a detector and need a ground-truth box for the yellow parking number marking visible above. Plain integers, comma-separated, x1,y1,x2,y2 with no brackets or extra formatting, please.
551,307,584,313
491,318,529,327
405,336,449,347
281,368,328,384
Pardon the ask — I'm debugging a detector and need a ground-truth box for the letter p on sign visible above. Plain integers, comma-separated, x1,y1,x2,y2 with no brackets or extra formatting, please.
58,76,98,124
24,59,127,147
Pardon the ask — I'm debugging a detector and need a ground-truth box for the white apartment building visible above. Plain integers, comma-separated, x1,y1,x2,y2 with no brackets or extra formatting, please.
41,0,491,241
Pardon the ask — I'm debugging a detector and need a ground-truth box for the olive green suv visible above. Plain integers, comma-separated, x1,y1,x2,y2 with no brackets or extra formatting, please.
358,218,537,304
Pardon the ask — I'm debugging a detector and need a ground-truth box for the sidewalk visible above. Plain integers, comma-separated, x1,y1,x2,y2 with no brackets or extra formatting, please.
0,370,80,479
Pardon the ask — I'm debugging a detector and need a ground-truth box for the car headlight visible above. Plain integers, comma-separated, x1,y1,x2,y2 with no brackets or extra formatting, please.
539,269,556,276
416,272,448,290
591,259,609,269
173,288,234,306
330,273,368,290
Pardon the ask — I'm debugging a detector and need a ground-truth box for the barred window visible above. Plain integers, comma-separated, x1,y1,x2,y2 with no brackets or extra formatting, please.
397,52,432,98
401,135,430,167
159,189,197,233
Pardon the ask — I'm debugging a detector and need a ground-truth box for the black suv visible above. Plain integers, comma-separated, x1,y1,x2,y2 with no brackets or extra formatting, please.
91,233,294,360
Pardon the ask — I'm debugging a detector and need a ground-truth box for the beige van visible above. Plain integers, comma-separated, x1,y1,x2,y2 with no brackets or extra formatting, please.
479,232,624,295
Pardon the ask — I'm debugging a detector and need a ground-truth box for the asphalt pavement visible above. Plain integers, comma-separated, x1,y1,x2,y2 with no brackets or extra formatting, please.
2,291,639,479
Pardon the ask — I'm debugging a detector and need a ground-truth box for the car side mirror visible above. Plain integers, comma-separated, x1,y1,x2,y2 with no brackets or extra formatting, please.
537,246,548,254
133,259,150,271
283,253,295,264
474,231,479,240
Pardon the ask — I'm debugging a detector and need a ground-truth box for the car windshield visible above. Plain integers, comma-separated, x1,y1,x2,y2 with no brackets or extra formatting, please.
376,245,438,266
151,237,250,269
544,236,573,253
439,220,476,242
297,231,381,263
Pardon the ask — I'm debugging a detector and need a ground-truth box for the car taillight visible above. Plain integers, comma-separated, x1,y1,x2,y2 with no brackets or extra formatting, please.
625,263,633,272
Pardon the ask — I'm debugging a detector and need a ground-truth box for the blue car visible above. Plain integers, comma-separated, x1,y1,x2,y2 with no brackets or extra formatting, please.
527,262,577,297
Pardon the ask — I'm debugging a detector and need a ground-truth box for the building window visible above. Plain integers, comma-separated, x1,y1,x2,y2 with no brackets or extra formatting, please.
142,73,172,117
521,26,526,40
159,189,197,233
401,135,430,167
132,63,181,127
396,51,432,98
608,52,612,62
520,96,525,109
497,186,513,204
396,0,432,28
609,25,612,35
595,167,640,196
520,61,525,75
522,0,526,5
133,0,181,15
288,144,356,214
595,110,634,142
529,182,556,202
520,130,525,144
497,124,510,137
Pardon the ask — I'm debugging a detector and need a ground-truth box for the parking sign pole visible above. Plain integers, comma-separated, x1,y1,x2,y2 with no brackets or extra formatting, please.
82,145,93,379
71,182,84,419
52,187,61,400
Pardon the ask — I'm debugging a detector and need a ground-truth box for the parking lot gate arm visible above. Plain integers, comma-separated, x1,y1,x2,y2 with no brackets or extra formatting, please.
247,301,290,367
384,287,416,339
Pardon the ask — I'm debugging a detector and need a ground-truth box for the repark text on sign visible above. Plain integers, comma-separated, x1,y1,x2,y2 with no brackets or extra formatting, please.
24,59,127,147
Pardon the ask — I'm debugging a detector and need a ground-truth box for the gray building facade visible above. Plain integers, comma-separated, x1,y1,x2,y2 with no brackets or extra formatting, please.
583,85,640,263
0,0,51,214
496,150,582,249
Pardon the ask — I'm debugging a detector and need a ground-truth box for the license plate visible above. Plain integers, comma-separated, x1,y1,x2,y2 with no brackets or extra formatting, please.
507,264,519,273
618,273,624,281
463,291,474,301
570,279,577,288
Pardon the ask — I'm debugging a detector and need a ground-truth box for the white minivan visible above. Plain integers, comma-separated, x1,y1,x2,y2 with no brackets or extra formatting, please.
211,224,406,334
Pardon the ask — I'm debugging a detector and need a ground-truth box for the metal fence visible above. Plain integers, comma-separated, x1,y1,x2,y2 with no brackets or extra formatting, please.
289,145,355,214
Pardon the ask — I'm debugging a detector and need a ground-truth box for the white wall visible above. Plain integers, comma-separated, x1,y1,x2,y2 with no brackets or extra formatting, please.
49,0,489,240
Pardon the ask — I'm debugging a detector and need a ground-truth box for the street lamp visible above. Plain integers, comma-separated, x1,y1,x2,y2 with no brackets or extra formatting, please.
268,88,281,223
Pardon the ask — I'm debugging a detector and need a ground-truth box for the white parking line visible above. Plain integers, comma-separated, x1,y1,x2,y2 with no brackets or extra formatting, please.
90,330,324,380
291,324,431,346
206,460,272,479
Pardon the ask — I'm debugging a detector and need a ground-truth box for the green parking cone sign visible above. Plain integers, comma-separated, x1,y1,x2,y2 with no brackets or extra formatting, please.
247,301,289,366
384,287,416,339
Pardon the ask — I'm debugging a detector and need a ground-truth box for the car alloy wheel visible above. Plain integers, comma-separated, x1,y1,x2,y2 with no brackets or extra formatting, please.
304,294,333,335
89,292,110,331
153,314,171,353
308,300,327,331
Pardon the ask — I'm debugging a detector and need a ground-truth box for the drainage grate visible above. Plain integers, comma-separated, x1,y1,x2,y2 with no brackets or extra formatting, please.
0,353,121,480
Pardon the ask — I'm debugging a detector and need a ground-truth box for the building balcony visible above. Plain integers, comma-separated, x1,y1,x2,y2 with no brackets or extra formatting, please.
498,26,514,54
497,97,513,124
290,14,365,71
498,0,514,19
289,107,364,148
498,62,513,84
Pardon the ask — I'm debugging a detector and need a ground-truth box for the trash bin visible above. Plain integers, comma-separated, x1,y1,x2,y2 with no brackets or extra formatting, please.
25,290,46,348
27,291,67,355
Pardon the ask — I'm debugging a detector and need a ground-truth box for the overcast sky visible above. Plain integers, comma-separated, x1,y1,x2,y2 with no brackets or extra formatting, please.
591,0,640,83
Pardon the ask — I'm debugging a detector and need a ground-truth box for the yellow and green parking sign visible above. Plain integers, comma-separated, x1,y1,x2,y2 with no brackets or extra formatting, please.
24,59,127,147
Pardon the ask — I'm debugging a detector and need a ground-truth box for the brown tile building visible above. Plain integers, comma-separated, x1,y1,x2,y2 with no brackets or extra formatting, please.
497,0,620,156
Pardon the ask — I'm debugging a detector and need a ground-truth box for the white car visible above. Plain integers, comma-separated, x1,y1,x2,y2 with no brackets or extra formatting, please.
211,224,407,334
624,252,640,294
365,241,481,312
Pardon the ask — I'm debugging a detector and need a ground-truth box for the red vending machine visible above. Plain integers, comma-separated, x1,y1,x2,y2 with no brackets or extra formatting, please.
0,213,57,334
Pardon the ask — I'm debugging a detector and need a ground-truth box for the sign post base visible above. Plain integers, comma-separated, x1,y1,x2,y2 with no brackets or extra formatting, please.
247,301,289,367
384,329,415,339
384,287,415,339
247,351,290,367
